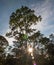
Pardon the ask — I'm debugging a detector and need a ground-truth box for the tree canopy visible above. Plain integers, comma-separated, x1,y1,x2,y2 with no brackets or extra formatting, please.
6,6,42,50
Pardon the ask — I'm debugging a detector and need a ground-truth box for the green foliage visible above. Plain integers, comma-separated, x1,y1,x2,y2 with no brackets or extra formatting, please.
22,34,28,40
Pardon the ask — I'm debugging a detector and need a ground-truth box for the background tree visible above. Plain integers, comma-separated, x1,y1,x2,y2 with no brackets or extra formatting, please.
45,34,54,65
0,35,9,65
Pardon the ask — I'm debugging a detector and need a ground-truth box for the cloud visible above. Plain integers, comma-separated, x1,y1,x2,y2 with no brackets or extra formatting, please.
31,0,54,36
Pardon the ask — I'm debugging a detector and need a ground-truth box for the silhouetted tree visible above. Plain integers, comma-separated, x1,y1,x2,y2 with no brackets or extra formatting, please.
6,6,42,65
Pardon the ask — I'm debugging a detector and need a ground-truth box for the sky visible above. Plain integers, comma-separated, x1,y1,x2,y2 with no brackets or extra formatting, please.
0,0,54,37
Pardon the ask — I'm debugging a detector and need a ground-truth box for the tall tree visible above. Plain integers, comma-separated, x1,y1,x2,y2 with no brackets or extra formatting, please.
6,6,42,65
6,6,42,49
